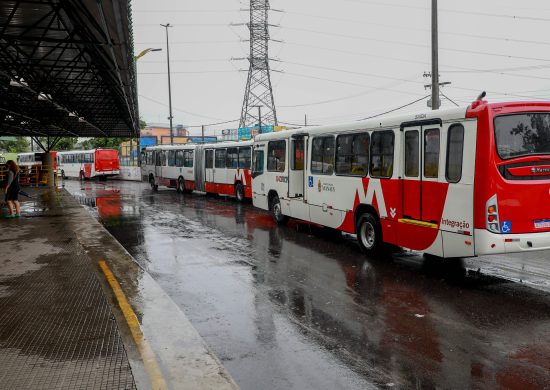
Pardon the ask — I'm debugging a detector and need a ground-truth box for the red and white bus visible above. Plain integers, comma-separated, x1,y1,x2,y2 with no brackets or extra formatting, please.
251,99,550,258
17,151,57,171
141,141,253,201
57,149,119,180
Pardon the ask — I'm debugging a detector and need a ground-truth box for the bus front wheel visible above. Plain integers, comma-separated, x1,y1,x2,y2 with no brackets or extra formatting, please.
356,213,382,254
235,183,245,202
150,176,158,192
270,195,288,225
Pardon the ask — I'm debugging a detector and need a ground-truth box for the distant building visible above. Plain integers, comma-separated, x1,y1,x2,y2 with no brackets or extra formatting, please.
141,123,189,145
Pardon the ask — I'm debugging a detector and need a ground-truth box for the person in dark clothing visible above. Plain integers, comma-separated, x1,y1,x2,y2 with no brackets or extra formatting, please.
4,160,21,218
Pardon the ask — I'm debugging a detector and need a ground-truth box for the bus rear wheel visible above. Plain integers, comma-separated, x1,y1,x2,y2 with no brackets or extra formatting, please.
356,213,382,254
235,183,245,202
270,195,288,225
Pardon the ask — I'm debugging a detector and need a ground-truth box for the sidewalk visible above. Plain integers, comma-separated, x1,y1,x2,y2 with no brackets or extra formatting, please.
0,187,238,389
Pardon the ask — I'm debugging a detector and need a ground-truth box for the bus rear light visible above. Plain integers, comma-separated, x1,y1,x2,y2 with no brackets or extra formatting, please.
486,195,501,234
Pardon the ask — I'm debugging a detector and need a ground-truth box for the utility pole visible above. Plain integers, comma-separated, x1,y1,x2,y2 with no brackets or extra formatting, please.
201,125,205,143
304,114,307,127
239,0,278,129
431,0,440,110
161,23,174,144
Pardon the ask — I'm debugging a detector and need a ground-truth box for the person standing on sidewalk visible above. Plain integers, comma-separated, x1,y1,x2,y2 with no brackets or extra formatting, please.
3,160,21,218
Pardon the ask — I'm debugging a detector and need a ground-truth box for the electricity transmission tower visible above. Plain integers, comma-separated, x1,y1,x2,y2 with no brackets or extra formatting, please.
239,0,278,130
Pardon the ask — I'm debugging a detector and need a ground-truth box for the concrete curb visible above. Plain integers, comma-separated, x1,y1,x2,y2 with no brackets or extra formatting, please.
61,189,239,390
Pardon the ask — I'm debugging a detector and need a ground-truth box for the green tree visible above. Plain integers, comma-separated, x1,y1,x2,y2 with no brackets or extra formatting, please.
0,137,29,153
36,137,78,151
81,137,127,150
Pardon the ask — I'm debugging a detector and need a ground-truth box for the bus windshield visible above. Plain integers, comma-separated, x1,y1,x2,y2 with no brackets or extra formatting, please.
494,113,550,159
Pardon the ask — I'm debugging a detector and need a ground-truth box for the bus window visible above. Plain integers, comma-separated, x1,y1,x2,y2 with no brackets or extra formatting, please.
205,150,214,168
156,151,165,166
267,140,286,172
370,131,394,178
184,150,194,168
238,147,251,169
336,133,369,176
168,150,176,167
292,139,304,171
446,124,464,183
215,149,226,168
226,148,238,168
424,129,440,178
405,131,419,177
175,151,184,167
252,150,264,177
494,113,550,159
311,136,334,175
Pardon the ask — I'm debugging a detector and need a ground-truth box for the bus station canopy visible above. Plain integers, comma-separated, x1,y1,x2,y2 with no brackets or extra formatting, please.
0,0,139,139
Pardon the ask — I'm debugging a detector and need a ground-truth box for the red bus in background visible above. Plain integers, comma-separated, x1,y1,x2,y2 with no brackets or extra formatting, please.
57,149,119,180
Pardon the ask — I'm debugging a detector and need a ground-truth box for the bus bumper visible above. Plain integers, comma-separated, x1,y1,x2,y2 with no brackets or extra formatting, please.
474,229,550,255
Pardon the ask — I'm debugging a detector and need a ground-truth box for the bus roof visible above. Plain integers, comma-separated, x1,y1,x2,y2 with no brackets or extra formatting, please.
254,105,470,142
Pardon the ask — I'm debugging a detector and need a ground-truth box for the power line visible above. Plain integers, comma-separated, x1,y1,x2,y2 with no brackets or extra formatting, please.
282,26,550,63
341,0,550,22
440,91,459,107
357,95,431,121
283,10,550,47
139,94,229,121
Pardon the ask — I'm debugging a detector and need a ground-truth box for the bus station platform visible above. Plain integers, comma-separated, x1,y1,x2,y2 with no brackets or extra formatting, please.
0,187,238,390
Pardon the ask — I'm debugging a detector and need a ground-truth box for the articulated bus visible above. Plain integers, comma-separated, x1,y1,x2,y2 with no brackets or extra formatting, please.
57,149,119,180
141,141,253,201
251,100,550,258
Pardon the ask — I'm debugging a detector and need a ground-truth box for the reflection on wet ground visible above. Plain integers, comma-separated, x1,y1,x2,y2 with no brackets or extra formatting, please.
64,180,550,390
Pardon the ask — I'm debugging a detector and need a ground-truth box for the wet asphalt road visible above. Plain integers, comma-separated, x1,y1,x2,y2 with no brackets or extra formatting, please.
64,180,550,390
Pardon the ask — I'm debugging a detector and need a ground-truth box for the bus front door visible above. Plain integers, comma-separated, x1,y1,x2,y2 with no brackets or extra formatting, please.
288,136,305,198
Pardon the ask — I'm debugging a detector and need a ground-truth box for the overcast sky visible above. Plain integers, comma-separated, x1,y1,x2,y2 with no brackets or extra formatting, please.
132,0,550,136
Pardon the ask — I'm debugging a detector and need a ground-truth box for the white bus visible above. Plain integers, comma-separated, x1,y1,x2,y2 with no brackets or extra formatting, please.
141,140,253,201
251,100,550,258
57,149,119,180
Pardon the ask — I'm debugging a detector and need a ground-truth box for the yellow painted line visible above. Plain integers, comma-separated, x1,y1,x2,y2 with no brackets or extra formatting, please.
99,260,167,390
398,218,439,229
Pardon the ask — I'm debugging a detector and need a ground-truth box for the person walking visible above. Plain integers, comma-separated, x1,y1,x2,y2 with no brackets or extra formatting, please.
3,160,21,218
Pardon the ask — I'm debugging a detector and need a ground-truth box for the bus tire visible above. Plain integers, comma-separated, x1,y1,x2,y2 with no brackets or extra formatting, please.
356,213,382,254
235,183,245,202
150,176,158,192
270,194,288,225
177,177,184,193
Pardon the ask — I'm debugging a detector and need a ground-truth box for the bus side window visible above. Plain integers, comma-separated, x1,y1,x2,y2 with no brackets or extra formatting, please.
239,147,251,169
267,140,286,172
370,131,394,178
184,150,194,168
252,150,264,177
205,150,214,169
311,136,334,175
424,129,440,178
168,150,176,167
226,148,238,169
446,124,465,183
215,149,226,169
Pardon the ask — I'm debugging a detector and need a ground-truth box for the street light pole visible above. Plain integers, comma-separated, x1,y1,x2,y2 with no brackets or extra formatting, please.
134,47,161,165
161,23,174,144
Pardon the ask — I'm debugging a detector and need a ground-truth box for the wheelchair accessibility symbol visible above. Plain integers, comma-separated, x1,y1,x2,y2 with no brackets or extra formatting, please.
501,221,512,234
308,176,314,188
